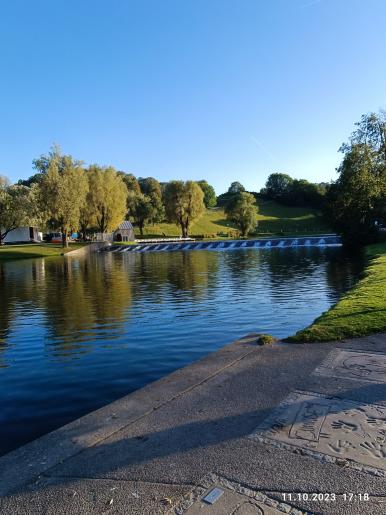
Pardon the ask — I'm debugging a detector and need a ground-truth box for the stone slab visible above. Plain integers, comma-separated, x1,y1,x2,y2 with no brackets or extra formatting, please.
0,477,190,515
250,390,386,476
0,339,256,497
174,475,309,515
313,349,386,383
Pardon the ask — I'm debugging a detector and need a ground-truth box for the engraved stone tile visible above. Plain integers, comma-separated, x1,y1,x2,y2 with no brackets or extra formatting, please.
175,477,308,514
313,349,386,383
250,391,386,476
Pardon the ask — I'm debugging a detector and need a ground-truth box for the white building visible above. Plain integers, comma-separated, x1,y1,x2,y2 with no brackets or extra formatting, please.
3,226,42,243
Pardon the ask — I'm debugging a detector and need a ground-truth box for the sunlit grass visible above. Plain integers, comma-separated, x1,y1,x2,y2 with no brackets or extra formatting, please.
287,243,386,342
139,201,329,238
0,243,86,260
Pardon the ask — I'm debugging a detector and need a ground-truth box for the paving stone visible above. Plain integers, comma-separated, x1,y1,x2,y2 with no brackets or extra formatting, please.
313,349,386,383
250,390,386,476
174,476,309,515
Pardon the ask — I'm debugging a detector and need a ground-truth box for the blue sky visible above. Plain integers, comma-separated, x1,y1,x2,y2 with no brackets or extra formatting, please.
1,0,385,194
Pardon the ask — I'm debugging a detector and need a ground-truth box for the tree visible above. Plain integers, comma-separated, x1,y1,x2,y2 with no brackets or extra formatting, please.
163,181,205,237
119,172,141,195
87,166,128,233
224,191,258,237
138,177,164,223
339,111,386,161
264,173,293,201
33,144,83,174
324,111,386,246
127,191,153,235
228,181,245,194
198,180,217,208
325,144,385,246
0,181,39,244
39,159,88,246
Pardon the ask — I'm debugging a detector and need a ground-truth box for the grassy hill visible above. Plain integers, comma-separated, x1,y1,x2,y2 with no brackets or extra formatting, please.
138,200,330,239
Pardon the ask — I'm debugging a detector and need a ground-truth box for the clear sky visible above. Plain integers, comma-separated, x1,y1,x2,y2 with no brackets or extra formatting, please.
1,0,386,194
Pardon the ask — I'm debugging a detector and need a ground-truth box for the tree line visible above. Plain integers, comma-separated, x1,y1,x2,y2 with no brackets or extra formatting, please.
1,111,385,246
0,146,220,245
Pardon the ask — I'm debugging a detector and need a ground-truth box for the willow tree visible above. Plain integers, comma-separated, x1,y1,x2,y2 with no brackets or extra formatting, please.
164,180,205,237
126,191,153,236
225,191,258,237
87,166,127,233
0,180,39,244
39,159,88,246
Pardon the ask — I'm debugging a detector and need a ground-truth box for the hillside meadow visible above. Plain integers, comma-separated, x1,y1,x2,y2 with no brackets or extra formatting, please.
137,200,330,239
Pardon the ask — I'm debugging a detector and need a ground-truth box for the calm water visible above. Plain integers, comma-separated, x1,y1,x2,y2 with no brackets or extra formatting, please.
0,247,363,455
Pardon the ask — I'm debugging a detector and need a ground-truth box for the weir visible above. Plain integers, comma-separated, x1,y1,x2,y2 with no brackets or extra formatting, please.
100,234,342,254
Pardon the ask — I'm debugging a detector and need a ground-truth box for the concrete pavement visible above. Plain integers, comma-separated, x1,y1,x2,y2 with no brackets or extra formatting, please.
1,333,386,514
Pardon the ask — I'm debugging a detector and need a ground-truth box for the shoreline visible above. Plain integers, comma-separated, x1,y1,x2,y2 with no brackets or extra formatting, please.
1,332,385,514
287,242,386,342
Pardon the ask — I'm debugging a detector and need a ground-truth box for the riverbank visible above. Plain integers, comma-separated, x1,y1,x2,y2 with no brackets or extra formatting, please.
0,243,86,260
288,242,386,342
1,333,385,514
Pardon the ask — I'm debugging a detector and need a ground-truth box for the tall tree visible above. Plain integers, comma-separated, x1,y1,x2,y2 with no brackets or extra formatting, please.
127,191,153,236
164,181,205,237
264,173,293,201
119,172,141,195
87,166,128,233
198,180,217,208
227,181,245,194
138,177,164,223
0,181,39,244
39,160,88,246
224,191,258,237
33,144,83,174
325,111,386,246
326,144,385,245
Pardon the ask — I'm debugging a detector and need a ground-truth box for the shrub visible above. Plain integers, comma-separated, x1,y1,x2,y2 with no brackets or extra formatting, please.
257,334,277,346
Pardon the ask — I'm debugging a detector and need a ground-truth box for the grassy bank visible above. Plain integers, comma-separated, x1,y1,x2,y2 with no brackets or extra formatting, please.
287,242,386,342
0,243,86,261
138,201,329,239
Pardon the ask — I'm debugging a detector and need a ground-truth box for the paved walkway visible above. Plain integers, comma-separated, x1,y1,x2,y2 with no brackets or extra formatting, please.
1,333,386,514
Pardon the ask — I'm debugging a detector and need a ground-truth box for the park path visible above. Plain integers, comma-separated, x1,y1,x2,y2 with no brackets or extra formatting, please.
1,333,386,514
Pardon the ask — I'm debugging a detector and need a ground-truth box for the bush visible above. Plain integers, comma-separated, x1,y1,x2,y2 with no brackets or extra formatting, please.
257,334,277,346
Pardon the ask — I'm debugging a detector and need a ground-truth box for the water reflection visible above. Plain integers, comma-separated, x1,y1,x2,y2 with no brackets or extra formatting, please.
0,247,363,455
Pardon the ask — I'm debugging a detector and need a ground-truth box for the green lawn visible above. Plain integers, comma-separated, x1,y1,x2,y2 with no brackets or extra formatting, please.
0,243,86,260
138,201,329,239
287,242,386,342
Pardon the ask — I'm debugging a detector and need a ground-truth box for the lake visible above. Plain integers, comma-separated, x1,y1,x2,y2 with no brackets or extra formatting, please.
0,246,363,455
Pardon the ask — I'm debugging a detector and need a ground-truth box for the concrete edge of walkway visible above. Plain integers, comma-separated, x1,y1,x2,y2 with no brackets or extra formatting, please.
64,242,107,257
0,332,264,497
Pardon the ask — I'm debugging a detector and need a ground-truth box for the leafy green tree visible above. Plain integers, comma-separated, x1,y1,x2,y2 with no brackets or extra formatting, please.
224,191,258,237
138,177,164,223
127,191,153,235
119,172,141,195
264,173,293,201
164,181,205,237
33,144,83,174
228,181,245,194
0,181,39,244
339,111,386,160
324,111,386,246
198,180,217,208
87,166,128,233
39,159,88,246
326,145,385,246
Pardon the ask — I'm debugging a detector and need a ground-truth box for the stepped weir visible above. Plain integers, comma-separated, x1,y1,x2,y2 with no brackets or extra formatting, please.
100,234,341,254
